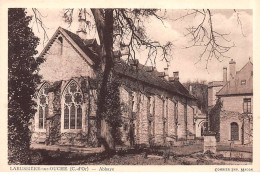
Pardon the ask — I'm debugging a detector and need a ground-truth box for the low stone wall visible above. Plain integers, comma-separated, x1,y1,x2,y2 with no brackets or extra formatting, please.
218,150,252,159
59,132,88,147
31,132,47,144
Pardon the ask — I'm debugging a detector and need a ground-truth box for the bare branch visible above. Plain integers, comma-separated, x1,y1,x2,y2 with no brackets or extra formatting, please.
176,9,235,68
234,9,246,37
32,8,49,45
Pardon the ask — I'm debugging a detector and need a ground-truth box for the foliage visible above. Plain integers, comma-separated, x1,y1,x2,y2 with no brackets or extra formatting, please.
8,8,43,164
100,72,123,146
208,99,222,142
183,82,208,113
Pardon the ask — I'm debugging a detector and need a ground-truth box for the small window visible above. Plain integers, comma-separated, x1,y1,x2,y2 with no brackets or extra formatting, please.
243,98,251,113
241,80,246,85
58,37,63,55
230,122,239,141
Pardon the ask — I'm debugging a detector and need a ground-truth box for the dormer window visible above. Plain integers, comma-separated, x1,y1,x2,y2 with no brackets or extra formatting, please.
241,80,246,85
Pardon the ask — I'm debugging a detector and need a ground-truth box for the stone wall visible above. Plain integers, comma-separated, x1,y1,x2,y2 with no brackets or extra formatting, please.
167,100,177,138
219,110,252,145
138,94,149,145
39,34,96,82
187,105,195,136
221,95,253,114
154,95,164,145
33,31,199,148
177,102,186,139
208,86,223,107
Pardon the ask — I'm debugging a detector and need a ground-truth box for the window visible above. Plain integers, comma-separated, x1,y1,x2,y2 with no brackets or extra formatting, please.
58,37,63,55
148,96,154,115
162,99,165,117
131,95,135,112
230,122,239,141
243,98,251,113
174,103,178,124
63,81,83,130
38,83,49,129
241,80,246,85
148,120,155,138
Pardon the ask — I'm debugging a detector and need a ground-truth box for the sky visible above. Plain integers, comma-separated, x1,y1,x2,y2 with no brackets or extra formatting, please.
27,9,252,83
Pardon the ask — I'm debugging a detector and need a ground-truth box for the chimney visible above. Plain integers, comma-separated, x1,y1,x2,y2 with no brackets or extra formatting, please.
189,85,192,94
169,77,174,82
223,67,227,84
173,71,179,81
145,66,154,72
158,72,165,78
229,59,236,80
129,59,139,69
76,11,88,40
164,68,169,81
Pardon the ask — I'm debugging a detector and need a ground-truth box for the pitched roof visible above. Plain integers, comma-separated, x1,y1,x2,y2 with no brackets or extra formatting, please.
61,28,99,60
217,61,253,96
41,27,195,99
114,61,195,99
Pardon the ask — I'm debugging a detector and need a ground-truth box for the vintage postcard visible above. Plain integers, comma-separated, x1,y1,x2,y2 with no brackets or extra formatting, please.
0,0,259,173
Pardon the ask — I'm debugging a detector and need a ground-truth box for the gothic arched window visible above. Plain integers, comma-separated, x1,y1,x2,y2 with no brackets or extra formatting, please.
63,81,83,129
38,83,49,129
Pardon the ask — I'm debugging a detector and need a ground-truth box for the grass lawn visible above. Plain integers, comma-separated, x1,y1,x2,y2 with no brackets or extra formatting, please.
30,143,251,165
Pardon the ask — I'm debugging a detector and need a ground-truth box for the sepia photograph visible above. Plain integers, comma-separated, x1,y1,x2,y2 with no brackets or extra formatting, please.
2,2,258,172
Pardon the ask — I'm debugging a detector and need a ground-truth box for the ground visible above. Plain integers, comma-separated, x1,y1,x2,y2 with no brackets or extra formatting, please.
30,143,252,165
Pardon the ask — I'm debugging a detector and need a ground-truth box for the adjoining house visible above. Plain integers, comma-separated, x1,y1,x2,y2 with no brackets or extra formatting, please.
30,20,202,148
208,59,253,145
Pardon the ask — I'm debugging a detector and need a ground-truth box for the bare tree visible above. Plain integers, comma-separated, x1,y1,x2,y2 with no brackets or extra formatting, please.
61,8,173,150
173,9,238,69
31,8,242,150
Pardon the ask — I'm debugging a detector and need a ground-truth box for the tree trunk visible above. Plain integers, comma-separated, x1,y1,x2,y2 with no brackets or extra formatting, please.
91,9,115,150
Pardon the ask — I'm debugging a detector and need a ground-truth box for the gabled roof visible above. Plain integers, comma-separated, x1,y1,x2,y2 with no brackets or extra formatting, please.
40,27,195,99
61,28,99,60
217,61,253,96
38,27,98,66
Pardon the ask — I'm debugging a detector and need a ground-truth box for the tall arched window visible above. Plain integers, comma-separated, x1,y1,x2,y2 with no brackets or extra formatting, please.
63,81,83,130
230,122,239,141
38,83,49,129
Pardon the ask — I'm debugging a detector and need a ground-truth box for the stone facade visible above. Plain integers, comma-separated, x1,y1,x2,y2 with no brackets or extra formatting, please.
208,59,253,145
219,111,252,145
208,82,224,107
31,27,199,148
221,95,253,114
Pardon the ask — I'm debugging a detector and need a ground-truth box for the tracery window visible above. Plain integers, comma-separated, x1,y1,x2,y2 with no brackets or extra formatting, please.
38,83,49,129
63,81,83,129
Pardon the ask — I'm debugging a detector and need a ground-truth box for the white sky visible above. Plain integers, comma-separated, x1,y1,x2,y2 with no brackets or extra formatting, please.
27,9,252,83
